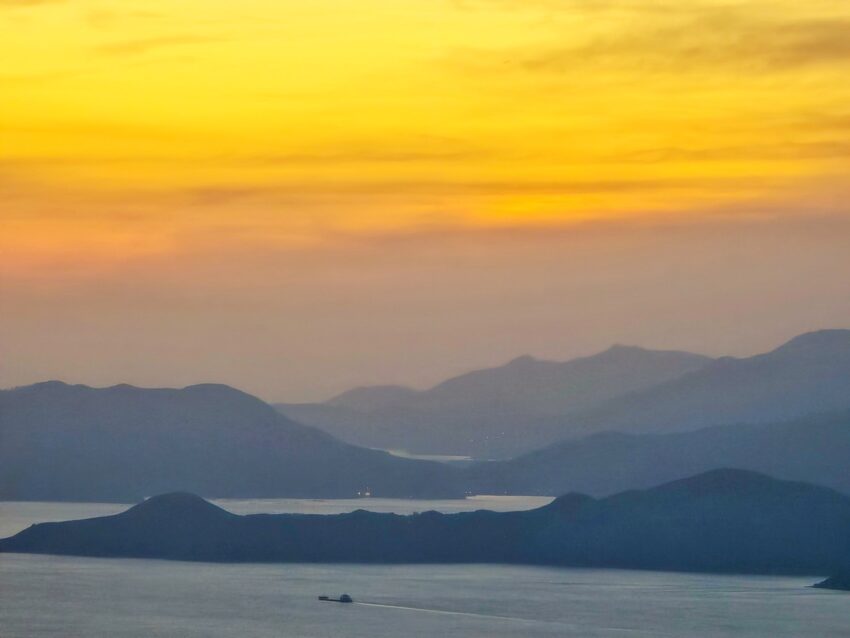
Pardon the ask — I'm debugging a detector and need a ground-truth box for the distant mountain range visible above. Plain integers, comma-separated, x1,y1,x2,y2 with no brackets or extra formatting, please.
4,328,850,504
550,329,850,436
469,409,850,496
0,381,463,502
4,469,850,577
4,381,850,504
277,329,850,459
278,345,711,458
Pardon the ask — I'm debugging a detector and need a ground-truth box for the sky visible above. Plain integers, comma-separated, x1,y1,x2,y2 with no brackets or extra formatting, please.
2,0,849,401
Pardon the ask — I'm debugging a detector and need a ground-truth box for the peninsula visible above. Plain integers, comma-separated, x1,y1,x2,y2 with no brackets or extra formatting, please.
3,469,849,576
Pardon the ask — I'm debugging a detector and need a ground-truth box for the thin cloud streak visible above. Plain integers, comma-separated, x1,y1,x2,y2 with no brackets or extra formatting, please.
449,4,850,76
0,0,63,6
557,18,850,73
94,35,225,56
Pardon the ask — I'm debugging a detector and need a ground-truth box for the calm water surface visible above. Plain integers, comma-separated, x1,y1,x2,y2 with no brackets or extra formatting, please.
1,499,847,637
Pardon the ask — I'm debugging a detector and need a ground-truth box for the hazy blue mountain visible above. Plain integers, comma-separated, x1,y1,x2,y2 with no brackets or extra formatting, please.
4,470,850,577
278,345,712,458
281,329,850,459
549,329,850,438
393,346,710,415
466,409,850,496
327,385,420,412
0,381,462,502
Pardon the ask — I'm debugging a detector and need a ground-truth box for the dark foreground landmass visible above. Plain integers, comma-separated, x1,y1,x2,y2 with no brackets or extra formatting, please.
3,469,849,576
813,573,850,591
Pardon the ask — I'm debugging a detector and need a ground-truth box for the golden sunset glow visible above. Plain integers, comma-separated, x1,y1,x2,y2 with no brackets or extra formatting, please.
2,1,850,401
3,0,849,274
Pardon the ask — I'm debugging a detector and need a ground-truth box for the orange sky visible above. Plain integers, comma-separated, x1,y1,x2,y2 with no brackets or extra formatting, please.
2,0,849,399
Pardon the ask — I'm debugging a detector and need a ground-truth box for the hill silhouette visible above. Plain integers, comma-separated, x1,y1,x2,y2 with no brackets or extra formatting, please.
553,329,850,437
4,470,850,575
814,573,850,591
0,381,463,502
467,409,850,496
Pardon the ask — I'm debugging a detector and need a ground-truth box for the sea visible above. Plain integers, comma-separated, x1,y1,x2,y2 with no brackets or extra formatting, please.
1,497,847,638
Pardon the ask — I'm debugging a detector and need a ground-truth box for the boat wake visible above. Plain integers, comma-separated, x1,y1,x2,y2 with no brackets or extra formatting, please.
354,602,673,634
354,601,536,623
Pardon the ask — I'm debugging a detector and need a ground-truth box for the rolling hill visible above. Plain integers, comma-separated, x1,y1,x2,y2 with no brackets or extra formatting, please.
0,381,463,502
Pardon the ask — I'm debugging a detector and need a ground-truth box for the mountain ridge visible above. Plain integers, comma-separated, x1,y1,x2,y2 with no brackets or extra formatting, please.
0,381,464,502
279,329,850,458
557,328,850,437
278,344,713,458
3,469,849,576
466,409,850,496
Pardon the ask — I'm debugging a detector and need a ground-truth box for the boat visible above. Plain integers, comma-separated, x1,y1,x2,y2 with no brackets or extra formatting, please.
318,594,354,603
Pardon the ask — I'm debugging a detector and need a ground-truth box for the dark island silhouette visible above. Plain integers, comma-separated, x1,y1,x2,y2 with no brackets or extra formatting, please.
813,573,850,591
3,469,850,577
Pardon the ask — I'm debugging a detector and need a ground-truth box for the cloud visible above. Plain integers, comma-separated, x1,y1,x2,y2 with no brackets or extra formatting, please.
95,35,224,56
0,148,485,172
0,0,63,6
0,69,78,84
451,0,689,13
0,132,488,171
86,9,164,30
447,3,850,78
243,148,485,166
174,174,773,206
522,14,850,74
621,140,850,164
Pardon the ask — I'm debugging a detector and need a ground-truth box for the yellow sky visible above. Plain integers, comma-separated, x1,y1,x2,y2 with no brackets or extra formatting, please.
3,0,849,276
2,1,850,400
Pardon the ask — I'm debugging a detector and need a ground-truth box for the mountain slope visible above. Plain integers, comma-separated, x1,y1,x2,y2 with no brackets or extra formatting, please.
280,330,850,458
278,345,711,458
327,385,420,412
552,329,850,438
4,470,850,575
0,381,463,502
466,409,850,496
